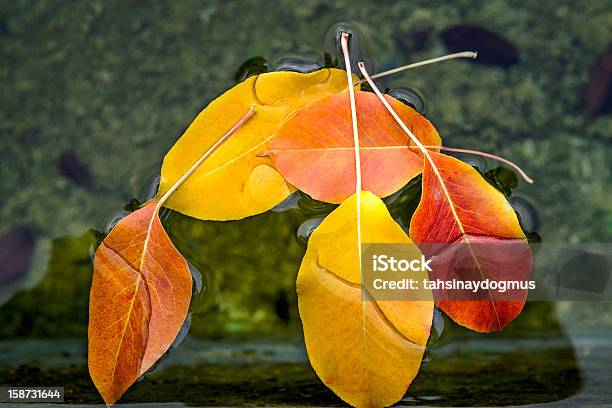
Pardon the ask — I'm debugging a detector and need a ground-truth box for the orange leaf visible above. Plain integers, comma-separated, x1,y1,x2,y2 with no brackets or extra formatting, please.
267,90,440,203
88,201,192,405
409,152,531,332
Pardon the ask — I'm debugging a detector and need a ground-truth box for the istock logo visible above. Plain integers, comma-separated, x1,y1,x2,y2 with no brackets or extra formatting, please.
372,254,433,272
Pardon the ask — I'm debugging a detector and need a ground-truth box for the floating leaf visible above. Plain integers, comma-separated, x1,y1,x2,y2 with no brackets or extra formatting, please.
409,152,531,332
234,56,269,82
90,107,254,405
323,52,338,68
297,192,433,407
88,201,192,405
357,62,532,334
484,166,518,196
124,198,143,213
267,91,440,203
158,68,354,221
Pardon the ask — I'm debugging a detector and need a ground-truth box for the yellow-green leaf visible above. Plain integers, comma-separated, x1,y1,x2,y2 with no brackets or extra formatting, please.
297,191,433,408
157,69,355,220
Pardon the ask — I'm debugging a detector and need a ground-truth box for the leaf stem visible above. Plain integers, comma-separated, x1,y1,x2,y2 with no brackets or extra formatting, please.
156,106,256,212
358,63,431,161
358,60,472,241
431,146,533,184
356,62,533,185
341,33,362,194
341,32,366,317
353,51,477,86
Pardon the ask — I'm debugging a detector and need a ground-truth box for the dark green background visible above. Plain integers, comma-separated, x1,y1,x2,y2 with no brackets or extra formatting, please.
1,0,610,337
0,0,610,405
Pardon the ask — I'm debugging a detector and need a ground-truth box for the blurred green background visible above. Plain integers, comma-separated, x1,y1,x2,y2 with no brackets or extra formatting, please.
0,0,610,405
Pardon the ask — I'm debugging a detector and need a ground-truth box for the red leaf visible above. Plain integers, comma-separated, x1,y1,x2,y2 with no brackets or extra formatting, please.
88,201,192,405
267,90,441,203
409,152,531,332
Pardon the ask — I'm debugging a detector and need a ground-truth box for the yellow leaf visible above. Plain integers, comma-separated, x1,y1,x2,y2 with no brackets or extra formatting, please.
297,191,433,408
157,68,356,220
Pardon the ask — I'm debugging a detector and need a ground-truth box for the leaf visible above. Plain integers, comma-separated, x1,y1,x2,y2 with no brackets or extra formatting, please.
124,197,143,212
354,59,532,333
88,200,192,405
297,191,433,408
323,52,338,68
157,68,354,221
409,152,531,332
89,105,253,405
267,91,441,203
234,56,269,82
484,166,518,196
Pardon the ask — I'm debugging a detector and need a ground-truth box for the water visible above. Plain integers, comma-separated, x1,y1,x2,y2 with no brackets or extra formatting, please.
510,196,540,233
296,217,325,244
1,2,611,406
324,22,373,73
0,330,589,406
272,56,323,74
388,87,426,114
